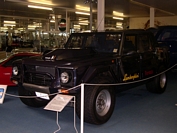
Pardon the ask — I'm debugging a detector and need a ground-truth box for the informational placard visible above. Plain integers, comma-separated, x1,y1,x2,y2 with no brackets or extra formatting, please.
0,85,7,104
44,94,74,112
35,92,50,100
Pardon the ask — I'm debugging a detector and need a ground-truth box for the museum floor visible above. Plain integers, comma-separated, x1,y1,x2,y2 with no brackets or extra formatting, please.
1,71,177,133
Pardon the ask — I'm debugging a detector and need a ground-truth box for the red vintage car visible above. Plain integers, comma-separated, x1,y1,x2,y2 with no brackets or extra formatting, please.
0,52,41,86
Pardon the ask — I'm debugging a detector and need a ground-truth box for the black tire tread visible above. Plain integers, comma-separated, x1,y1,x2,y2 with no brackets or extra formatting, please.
18,85,49,107
146,66,167,94
76,76,116,125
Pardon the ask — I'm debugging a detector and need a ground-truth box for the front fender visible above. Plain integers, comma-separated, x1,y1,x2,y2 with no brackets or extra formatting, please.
80,65,112,83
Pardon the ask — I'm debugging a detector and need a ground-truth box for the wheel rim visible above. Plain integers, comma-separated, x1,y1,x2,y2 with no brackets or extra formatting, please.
96,89,111,116
160,73,166,88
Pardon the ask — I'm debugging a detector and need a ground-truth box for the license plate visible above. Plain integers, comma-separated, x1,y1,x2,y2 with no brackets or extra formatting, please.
35,92,50,100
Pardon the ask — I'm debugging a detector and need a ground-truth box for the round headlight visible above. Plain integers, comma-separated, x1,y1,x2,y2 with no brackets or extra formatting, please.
60,72,69,83
13,66,18,76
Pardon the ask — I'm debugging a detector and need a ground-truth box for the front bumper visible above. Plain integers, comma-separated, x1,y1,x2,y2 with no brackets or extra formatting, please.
21,82,80,95
23,83,51,94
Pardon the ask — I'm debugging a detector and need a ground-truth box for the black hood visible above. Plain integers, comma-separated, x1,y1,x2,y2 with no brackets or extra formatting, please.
20,48,116,69
42,48,96,61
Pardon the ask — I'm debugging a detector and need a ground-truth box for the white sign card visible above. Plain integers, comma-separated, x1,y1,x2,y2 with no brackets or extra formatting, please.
0,85,7,104
44,94,74,112
35,92,50,100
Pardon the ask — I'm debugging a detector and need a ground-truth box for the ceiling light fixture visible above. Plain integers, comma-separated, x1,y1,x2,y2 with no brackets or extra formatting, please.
116,25,123,29
74,25,81,28
17,28,24,31
28,24,42,28
78,20,89,25
75,5,90,15
33,22,42,26
0,27,8,30
4,20,16,24
4,24,16,27
113,11,124,16
28,0,54,6
28,25,36,28
79,23,88,25
50,20,55,23
113,17,124,20
75,12,90,15
75,4,96,13
76,5,90,11
28,5,52,10
28,27,36,30
79,17,88,20
116,22,122,26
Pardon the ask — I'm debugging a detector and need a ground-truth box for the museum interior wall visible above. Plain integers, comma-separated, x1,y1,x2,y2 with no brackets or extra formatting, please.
129,16,177,29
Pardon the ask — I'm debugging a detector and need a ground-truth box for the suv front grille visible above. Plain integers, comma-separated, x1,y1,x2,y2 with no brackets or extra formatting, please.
24,65,55,86
24,72,53,86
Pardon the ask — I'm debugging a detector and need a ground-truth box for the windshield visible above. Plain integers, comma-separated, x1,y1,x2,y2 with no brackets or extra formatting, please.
66,33,122,53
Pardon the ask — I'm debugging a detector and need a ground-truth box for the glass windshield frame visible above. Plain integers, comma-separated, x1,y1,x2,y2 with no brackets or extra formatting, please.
65,32,122,53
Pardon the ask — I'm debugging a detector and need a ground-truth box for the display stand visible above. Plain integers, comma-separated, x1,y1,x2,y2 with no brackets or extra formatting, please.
44,94,78,133
80,84,84,133
0,85,7,104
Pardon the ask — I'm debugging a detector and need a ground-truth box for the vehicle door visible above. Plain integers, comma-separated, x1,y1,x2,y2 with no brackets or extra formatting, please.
0,56,15,86
119,34,141,83
137,33,157,79
0,65,12,85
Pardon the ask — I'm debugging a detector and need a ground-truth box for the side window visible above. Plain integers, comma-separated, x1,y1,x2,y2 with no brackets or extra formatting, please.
85,33,121,53
68,36,83,48
173,31,177,38
157,30,172,41
170,30,177,41
90,34,105,48
137,35,151,52
161,32,171,40
85,36,92,47
123,35,136,54
148,36,154,50
105,33,121,51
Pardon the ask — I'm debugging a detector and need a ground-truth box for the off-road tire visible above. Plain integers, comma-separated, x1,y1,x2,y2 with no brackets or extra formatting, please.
76,77,116,125
146,67,167,94
18,85,49,107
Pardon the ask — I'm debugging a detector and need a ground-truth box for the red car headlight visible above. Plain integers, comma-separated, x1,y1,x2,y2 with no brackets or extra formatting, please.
12,66,18,76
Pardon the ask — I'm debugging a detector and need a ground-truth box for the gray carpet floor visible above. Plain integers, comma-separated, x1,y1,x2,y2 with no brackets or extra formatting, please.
1,71,177,133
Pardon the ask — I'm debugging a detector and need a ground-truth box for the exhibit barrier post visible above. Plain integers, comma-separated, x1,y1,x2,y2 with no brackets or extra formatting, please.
80,83,84,133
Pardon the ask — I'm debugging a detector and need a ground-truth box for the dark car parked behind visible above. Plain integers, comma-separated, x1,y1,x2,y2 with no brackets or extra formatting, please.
148,25,177,68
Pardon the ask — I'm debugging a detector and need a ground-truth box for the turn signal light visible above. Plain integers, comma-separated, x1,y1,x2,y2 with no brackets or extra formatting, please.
59,89,69,94
12,80,18,84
